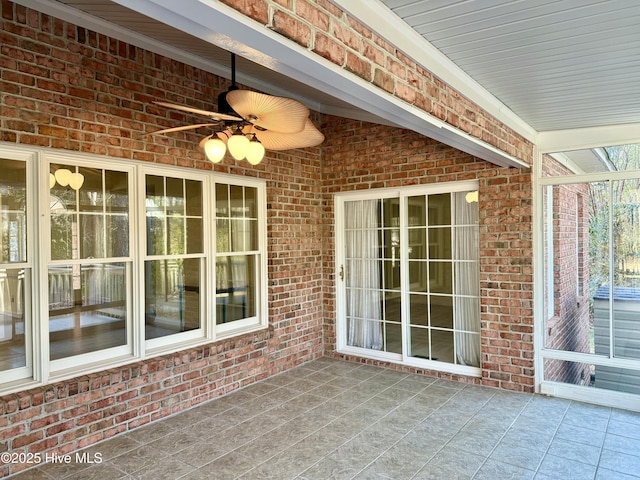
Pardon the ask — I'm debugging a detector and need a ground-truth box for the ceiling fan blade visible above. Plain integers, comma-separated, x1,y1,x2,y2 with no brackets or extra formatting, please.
150,123,218,135
253,119,324,150
226,90,309,134
153,101,242,122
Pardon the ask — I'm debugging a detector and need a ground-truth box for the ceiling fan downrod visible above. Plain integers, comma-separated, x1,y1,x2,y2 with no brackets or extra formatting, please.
217,52,240,117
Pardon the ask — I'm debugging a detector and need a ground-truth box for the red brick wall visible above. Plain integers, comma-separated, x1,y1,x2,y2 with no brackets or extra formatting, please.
0,1,538,476
0,333,278,473
0,3,324,476
222,0,534,165
320,120,535,392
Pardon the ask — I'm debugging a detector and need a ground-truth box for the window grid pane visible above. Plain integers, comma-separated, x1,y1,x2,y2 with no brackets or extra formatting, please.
0,268,29,371
215,183,260,325
342,189,480,367
49,263,128,360
145,258,201,340
144,175,205,340
1,160,28,264
0,159,29,375
48,164,131,362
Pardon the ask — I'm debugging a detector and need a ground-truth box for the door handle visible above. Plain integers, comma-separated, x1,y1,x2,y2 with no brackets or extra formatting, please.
339,264,344,282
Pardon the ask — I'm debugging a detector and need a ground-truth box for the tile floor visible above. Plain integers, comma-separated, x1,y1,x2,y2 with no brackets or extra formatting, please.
11,357,640,479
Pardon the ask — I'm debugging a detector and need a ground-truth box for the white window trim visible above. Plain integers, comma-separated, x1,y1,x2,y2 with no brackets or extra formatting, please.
0,142,268,394
0,147,37,388
212,173,268,338
139,165,211,357
43,152,137,379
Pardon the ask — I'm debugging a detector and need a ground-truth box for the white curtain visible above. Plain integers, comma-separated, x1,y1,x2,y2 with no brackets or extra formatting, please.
345,200,383,350
453,192,481,366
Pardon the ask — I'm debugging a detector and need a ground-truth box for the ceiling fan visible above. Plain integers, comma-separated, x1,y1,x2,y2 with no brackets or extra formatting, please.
150,53,324,165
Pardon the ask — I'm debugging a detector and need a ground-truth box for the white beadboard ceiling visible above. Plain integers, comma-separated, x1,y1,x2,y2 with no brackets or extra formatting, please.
12,0,640,164
375,0,640,133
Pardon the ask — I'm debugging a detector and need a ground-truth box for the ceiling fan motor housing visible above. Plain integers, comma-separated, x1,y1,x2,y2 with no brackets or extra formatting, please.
218,86,240,118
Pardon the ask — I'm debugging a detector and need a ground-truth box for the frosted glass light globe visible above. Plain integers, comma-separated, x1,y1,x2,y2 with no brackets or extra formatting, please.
204,137,226,163
245,140,265,165
227,133,250,160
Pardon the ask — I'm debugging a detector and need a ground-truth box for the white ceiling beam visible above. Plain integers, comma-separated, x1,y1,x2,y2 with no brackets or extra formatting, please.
537,124,640,153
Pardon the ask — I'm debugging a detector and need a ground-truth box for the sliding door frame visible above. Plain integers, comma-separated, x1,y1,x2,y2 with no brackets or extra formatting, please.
334,181,481,377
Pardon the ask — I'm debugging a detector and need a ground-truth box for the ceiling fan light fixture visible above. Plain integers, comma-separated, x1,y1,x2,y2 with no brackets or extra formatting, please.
204,137,227,163
151,52,324,167
227,129,250,160
246,135,265,165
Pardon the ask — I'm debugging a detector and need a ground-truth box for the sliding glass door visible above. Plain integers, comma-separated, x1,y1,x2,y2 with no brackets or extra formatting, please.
336,183,481,376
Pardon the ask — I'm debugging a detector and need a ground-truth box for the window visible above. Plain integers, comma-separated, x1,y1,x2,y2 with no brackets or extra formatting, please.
215,182,262,334
539,143,640,409
48,160,133,371
406,191,481,368
336,182,481,376
0,150,33,385
0,146,266,393
144,173,206,347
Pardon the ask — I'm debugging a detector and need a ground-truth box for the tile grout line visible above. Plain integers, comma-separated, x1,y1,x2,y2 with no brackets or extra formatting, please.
222,363,399,479
338,380,495,480
227,365,361,479
292,368,420,480
592,404,613,480
422,384,509,480
467,392,542,479
529,400,579,479
346,377,441,479
293,371,440,480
